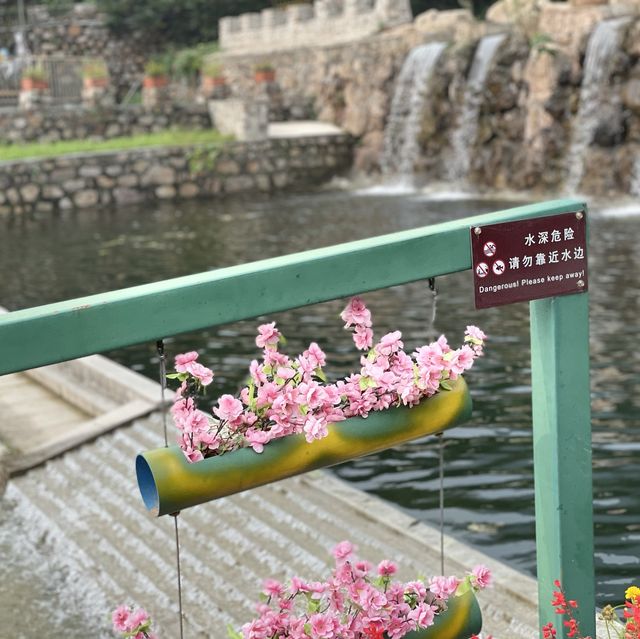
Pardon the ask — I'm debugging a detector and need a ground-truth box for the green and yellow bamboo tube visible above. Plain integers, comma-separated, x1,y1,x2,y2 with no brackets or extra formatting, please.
406,589,482,639
136,376,471,516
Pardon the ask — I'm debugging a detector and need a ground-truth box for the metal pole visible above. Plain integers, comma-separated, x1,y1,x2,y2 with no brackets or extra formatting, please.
530,292,594,638
17,0,26,29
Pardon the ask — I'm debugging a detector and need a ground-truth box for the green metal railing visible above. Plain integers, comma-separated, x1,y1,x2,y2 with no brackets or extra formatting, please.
0,198,594,638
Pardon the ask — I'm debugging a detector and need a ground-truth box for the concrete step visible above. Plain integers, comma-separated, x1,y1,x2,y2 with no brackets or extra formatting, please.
5,412,540,638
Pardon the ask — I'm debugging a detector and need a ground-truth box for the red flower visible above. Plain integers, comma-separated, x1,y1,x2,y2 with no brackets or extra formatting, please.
364,623,385,639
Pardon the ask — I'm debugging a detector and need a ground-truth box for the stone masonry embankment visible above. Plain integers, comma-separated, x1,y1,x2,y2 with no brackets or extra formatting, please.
0,135,354,215
0,104,211,146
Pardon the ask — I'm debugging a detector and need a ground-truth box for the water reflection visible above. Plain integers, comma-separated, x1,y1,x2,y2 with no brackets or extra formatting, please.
0,191,638,605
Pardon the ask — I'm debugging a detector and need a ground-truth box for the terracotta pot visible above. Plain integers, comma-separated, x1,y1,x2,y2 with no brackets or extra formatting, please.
20,77,48,91
136,376,472,516
254,69,275,83
83,77,108,89
201,75,226,89
143,75,168,89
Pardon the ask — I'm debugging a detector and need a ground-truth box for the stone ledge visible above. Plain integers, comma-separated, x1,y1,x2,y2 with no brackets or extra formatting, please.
0,134,354,215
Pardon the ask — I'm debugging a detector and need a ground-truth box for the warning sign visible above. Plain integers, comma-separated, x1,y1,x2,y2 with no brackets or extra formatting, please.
470,211,588,309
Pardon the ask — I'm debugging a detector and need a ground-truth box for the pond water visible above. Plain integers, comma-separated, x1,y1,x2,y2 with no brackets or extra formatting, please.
0,189,638,623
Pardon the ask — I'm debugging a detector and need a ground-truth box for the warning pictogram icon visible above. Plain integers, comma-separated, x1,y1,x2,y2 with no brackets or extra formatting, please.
492,259,506,275
476,262,489,278
483,241,497,257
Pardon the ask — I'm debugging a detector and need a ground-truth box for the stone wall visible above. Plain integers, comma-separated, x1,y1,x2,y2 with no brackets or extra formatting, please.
0,104,211,145
1,3,152,100
219,0,412,55
217,13,484,173
219,2,640,195
0,134,354,215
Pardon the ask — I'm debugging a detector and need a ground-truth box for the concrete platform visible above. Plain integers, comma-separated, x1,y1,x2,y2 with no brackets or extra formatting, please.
268,121,346,138
0,307,166,475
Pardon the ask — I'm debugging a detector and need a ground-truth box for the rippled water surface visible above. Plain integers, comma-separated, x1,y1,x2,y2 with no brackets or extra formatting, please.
0,190,638,620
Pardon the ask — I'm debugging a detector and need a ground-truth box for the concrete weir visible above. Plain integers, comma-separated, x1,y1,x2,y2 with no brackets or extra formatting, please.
5,413,539,638
0,349,542,639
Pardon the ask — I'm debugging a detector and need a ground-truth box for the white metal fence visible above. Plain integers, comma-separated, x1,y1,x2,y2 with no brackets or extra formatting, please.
0,71,19,107
44,56,82,104
0,55,85,107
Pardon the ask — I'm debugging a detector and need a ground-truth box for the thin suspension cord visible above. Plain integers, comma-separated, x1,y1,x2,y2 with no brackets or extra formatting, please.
438,432,445,576
428,277,438,339
428,278,445,575
156,340,168,447
172,512,185,639
157,339,185,638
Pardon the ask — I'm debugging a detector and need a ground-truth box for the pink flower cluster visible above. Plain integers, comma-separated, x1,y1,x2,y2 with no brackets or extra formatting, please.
111,604,156,639
170,297,487,463
235,541,491,639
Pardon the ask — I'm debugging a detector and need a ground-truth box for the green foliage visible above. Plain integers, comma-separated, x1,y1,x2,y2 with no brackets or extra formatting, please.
82,58,109,79
254,61,274,73
96,0,273,47
530,32,557,56
22,65,47,81
410,0,498,18
1,129,230,161
201,59,224,78
39,0,75,15
144,58,170,78
187,142,227,176
226,623,243,639
173,42,220,80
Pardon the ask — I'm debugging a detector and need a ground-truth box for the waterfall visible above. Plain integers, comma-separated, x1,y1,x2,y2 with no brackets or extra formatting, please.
447,33,506,183
565,17,630,194
631,155,640,196
380,42,446,185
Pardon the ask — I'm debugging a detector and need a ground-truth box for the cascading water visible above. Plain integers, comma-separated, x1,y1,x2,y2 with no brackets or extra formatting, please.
565,17,630,194
447,33,506,183
379,42,446,187
630,156,640,196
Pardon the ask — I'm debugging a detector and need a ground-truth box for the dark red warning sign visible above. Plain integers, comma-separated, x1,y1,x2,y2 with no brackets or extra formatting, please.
470,211,589,309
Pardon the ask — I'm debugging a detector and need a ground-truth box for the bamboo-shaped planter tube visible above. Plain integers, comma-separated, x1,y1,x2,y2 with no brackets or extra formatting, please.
407,589,482,639
136,376,472,517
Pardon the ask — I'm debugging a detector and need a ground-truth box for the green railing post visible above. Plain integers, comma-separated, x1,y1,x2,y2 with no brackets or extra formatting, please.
530,292,594,638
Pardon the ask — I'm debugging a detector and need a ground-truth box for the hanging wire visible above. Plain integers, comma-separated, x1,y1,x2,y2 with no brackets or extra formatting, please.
427,277,446,575
172,512,185,639
438,432,445,576
156,340,169,447
157,339,185,639
427,277,438,339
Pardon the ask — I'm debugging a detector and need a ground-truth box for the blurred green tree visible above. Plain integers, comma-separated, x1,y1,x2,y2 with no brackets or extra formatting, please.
95,0,272,46
94,0,500,47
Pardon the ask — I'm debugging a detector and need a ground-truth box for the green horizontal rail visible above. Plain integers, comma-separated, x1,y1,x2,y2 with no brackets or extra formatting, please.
0,198,583,376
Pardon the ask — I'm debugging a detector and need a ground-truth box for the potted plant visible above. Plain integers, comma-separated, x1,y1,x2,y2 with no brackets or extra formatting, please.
112,543,490,639
143,59,169,88
200,60,226,92
82,58,109,89
136,297,486,515
20,64,48,91
543,581,639,638
254,61,276,83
